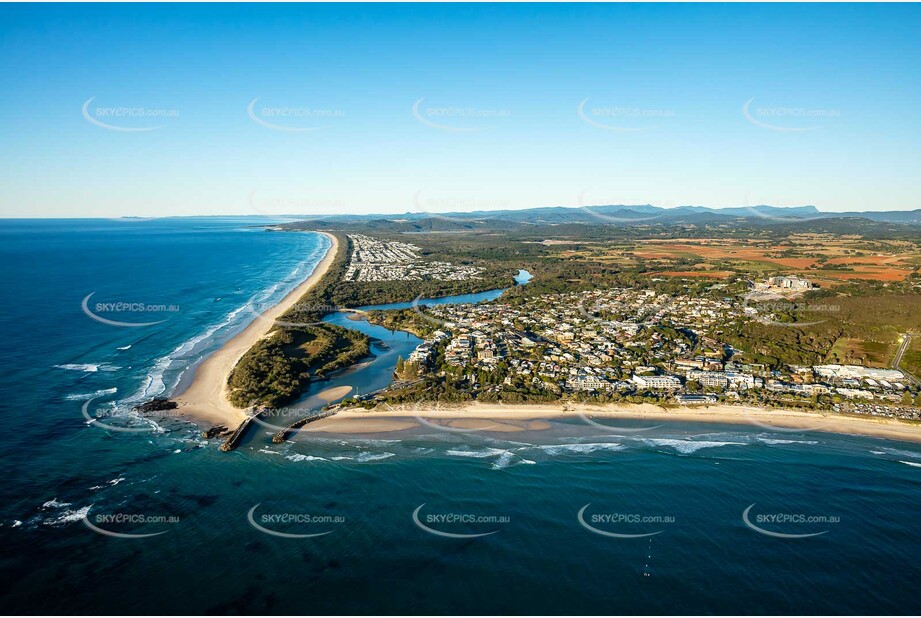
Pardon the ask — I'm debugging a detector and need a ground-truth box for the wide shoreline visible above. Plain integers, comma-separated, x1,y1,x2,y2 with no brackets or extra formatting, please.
172,231,338,428
301,401,921,444
165,228,921,446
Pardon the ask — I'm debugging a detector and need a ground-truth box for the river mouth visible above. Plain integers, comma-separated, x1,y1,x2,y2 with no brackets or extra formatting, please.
271,269,533,415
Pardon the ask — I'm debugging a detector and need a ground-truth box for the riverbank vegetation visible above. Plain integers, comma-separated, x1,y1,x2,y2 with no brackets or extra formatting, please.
227,323,370,408
226,233,371,408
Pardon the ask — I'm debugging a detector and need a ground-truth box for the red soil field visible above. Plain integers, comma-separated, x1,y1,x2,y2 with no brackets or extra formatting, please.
648,270,735,279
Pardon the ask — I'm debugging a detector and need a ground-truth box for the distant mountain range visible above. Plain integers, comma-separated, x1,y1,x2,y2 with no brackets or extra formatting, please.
283,204,921,227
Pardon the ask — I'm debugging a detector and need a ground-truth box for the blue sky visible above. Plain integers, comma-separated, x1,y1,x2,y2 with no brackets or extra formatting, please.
1,3,919,217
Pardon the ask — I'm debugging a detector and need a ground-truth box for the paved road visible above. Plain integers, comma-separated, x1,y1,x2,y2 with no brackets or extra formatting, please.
892,333,920,386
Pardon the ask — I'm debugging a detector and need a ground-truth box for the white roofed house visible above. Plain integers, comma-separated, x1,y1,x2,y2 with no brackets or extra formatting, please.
408,343,433,364
568,374,611,393
631,374,682,390
814,364,905,382
687,370,728,390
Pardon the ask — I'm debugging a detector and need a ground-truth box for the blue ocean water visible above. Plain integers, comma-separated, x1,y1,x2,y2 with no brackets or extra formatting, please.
0,219,919,615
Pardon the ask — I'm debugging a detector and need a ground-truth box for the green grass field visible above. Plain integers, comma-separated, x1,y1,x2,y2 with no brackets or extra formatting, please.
825,336,896,367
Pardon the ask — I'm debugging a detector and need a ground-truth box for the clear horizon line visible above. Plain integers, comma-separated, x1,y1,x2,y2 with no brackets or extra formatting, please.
3,202,920,220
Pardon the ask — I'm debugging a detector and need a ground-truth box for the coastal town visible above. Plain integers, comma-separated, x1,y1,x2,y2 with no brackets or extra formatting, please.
184,225,921,454
390,286,920,420
343,234,483,282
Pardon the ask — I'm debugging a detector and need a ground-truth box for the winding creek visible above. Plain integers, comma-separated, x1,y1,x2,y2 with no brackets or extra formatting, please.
258,269,532,424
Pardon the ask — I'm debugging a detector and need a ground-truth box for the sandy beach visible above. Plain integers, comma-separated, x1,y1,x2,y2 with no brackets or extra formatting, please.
302,401,921,443
166,226,920,446
173,232,338,428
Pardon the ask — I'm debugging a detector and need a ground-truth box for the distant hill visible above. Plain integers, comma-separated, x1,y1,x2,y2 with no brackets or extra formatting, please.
276,204,921,227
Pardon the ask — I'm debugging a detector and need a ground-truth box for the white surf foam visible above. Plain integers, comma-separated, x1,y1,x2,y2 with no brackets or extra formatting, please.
492,451,536,469
534,443,624,456
345,438,401,446
446,446,510,459
54,363,120,373
880,447,921,459
285,453,328,462
43,505,91,526
65,387,118,401
41,498,71,510
899,460,921,468
126,254,323,407
757,437,819,446
644,438,745,454
447,446,534,469
356,451,395,462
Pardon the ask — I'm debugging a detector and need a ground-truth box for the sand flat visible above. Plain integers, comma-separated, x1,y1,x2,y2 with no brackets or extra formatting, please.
315,385,354,402
299,417,420,434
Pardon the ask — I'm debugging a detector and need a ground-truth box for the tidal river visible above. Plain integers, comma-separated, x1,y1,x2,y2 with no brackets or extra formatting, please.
276,268,534,416
2,221,918,615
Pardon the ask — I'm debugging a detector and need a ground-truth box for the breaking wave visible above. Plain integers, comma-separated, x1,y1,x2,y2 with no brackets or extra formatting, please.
123,247,327,409
286,453,328,462
446,446,534,469
88,476,126,491
34,499,92,527
54,363,120,373
65,387,118,401
43,506,91,526
356,451,396,462
534,442,625,456
643,438,746,454
756,437,819,446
